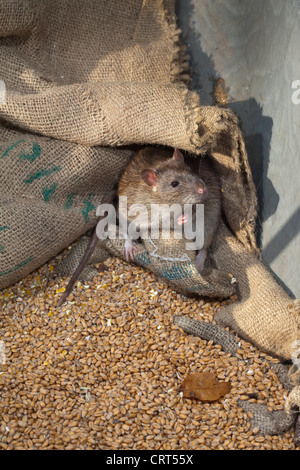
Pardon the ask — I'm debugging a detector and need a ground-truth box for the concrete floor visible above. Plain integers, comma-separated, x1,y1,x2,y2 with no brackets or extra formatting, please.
176,0,300,298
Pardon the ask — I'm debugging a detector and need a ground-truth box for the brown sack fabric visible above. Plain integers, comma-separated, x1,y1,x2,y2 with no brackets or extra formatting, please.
213,223,300,362
0,130,133,289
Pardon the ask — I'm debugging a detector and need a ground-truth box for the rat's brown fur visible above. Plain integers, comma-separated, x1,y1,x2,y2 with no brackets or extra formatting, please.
118,146,221,269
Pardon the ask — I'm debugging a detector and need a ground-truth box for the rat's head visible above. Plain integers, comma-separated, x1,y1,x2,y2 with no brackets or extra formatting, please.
140,149,207,206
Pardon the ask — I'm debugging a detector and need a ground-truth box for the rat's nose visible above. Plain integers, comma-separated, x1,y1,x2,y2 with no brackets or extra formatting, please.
197,184,206,195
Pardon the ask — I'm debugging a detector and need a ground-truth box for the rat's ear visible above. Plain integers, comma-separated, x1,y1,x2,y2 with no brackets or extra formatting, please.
172,148,184,163
141,169,158,187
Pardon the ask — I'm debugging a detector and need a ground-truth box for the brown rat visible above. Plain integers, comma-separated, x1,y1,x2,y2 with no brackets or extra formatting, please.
57,147,221,306
118,146,222,271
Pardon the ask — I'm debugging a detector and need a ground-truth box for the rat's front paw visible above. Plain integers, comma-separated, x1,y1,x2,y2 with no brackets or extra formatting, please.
123,238,138,261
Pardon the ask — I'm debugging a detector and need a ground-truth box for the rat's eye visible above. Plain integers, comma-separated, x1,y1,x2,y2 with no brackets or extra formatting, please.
171,181,180,188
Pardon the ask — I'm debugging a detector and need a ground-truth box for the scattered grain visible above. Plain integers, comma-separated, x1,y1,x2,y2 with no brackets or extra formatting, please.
0,255,297,450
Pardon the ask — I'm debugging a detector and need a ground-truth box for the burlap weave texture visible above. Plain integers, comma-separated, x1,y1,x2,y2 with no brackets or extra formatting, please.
0,2,299,429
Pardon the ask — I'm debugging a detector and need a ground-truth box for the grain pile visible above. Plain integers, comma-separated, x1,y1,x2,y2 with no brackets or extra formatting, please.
0,251,299,451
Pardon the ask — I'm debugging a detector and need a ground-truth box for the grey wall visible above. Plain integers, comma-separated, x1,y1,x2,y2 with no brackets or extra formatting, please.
176,0,300,298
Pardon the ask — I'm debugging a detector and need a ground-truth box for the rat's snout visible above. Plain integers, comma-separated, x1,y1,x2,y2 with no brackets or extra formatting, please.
196,181,207,195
